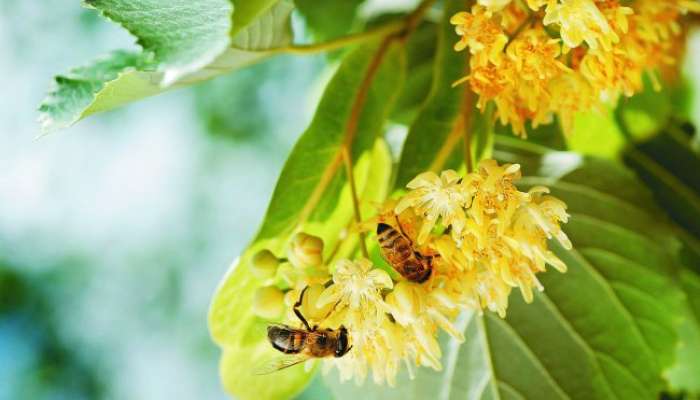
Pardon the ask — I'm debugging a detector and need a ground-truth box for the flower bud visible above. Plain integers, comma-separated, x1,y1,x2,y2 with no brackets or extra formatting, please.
284,289,299,307
253,286,285,320
301,284,334,322
251,249,280,279
287,232,324,268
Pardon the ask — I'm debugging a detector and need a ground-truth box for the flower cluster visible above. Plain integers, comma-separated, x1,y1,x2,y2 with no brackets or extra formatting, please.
251,160,571,385
451,0,699,136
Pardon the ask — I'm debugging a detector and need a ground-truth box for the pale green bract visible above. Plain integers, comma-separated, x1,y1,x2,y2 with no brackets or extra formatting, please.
38,0,294,133
208,41,405,400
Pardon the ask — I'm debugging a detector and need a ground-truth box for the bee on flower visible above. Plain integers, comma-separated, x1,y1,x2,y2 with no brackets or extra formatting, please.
253,160,571,385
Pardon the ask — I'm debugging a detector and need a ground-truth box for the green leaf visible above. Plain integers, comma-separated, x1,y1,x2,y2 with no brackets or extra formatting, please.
84,0,234,85
394,0,469,188
327,140,683,400
617,77,673,141
565,78,691,159
622,122,700,394
564,108,625,159
495,119,567,151
294,0,366,40
231,0,280,36
232,0,295,50
209,41,404,400
623,126,700,238
254,40,405,241
39,0,294,133
38,50,158,132
668,268,700,393
390,21,438,125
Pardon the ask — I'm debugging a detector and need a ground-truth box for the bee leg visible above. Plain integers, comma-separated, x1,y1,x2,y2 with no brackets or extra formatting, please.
293,286,312,331
395,214,413,247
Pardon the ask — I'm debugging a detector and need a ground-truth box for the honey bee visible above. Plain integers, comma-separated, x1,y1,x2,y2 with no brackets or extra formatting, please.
376,220,433,283
255,287,352,374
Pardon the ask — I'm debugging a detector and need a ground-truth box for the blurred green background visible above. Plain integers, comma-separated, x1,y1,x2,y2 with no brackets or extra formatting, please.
2,1,700,399
0,0,330,398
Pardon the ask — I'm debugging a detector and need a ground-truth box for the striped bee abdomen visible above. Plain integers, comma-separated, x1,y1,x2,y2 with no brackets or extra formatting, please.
377,223,432,283
267,325,306,354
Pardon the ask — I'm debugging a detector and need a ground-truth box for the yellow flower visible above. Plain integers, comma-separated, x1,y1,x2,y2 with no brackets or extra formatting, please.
518,186,572,250
580,48,644,97
385,281,464,369
549,72,600,134
543,0,619,50
450,0,692,136
428,161,571,313
526,0,553,11
316,259,405,385
466,62,513,107
451,6,509,66
395,169,470,244
597,0,634,36
472,266,513,317
506,29,569,82
500,1,531,32
466,160,525,230
477,0,513,12
318,258,392,316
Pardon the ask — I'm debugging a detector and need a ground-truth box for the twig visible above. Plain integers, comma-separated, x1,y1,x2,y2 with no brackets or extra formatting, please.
341,147,369,258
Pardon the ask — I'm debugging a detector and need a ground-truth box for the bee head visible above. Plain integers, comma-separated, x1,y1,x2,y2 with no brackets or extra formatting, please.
335,325,352,357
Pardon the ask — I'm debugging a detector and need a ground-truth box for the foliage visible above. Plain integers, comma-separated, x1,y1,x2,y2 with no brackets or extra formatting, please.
38,0,700,399
623,122,700,394
39,0,294,133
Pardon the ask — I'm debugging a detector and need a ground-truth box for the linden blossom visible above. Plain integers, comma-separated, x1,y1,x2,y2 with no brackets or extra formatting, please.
254,159,572,386
450,0,696,136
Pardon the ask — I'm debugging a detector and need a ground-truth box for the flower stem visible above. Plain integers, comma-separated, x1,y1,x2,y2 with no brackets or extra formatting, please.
300,0,435,250
281,0,436,55
462,88,476,173
342,147,369,259
282,20,404,55
505,13,535,50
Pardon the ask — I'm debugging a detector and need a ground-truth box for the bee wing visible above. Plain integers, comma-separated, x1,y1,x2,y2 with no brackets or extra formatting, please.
267,323,330,339
267,323,306,333
252,354,311,375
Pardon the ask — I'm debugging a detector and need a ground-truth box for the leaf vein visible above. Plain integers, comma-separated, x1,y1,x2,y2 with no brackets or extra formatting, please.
570,248,658,372
486,314,571,400
537,293,619,400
